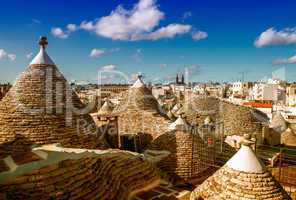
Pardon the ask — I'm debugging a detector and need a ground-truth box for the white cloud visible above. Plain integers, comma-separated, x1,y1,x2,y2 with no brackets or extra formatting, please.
79,0,191,41
255,27,296,47
51,27,68,39
67,24,77,32
80,21,94,31
0,49,16,61
101,64,117,71
273,54,296,65
51,0,196,41
26,52,33,59
192,31,208,40
144,24,191,40
89,48,105,58
51,24,79,39
84,0,164,40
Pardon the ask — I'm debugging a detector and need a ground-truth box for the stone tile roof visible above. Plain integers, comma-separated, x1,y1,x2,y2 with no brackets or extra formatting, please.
0,38,108,158
149,130,214,182
190,143,292,200
0,144,162,200
183,96,269,136
281,128,296,147
114,77,160,114
191,166,291,200
135,182,192,200
98,99,114,116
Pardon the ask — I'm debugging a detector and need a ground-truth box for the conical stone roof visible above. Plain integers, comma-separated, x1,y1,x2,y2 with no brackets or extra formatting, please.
168,115,190,131
281,127,296,147
131,75,145,88
190,138,291,200
149,128,214,181
270,112,287,133
0,37,108,158
114,75,159,113
98,99,113,116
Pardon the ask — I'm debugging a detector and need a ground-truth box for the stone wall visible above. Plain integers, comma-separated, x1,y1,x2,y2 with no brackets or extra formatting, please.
149,131,214,182
270,165,296,199
0,146,161,200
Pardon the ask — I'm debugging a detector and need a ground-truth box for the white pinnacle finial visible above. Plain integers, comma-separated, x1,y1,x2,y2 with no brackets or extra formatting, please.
131,74,145,88
226,134,265,173
30,36,55,65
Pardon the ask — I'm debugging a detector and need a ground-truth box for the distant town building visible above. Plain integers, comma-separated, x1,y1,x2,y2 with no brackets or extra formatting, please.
98,84,129,98
231,81,253,98
286,84,296,107
249,82,285,102
175,73,185,85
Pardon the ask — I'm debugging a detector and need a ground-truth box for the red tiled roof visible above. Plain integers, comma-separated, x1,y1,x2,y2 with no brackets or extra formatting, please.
243,102,273,108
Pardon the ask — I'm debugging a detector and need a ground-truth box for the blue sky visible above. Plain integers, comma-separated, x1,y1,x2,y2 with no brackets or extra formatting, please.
1,0,296,83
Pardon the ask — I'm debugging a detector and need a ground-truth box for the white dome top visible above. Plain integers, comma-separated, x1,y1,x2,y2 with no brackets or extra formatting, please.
226,144,265,173
169,115,189,131
131,76,145,88
204,116,213,125
30,47,55,65
98,100,113,115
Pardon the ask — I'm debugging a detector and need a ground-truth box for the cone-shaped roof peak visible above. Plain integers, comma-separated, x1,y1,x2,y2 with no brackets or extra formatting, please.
30,36,55,65
204,116,213,125
131,75,145,88
226,142,265,173
169,115,189,131
98,100,113,116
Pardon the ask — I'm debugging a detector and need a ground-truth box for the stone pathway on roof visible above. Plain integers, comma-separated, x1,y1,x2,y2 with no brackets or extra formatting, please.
134,182,191,200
